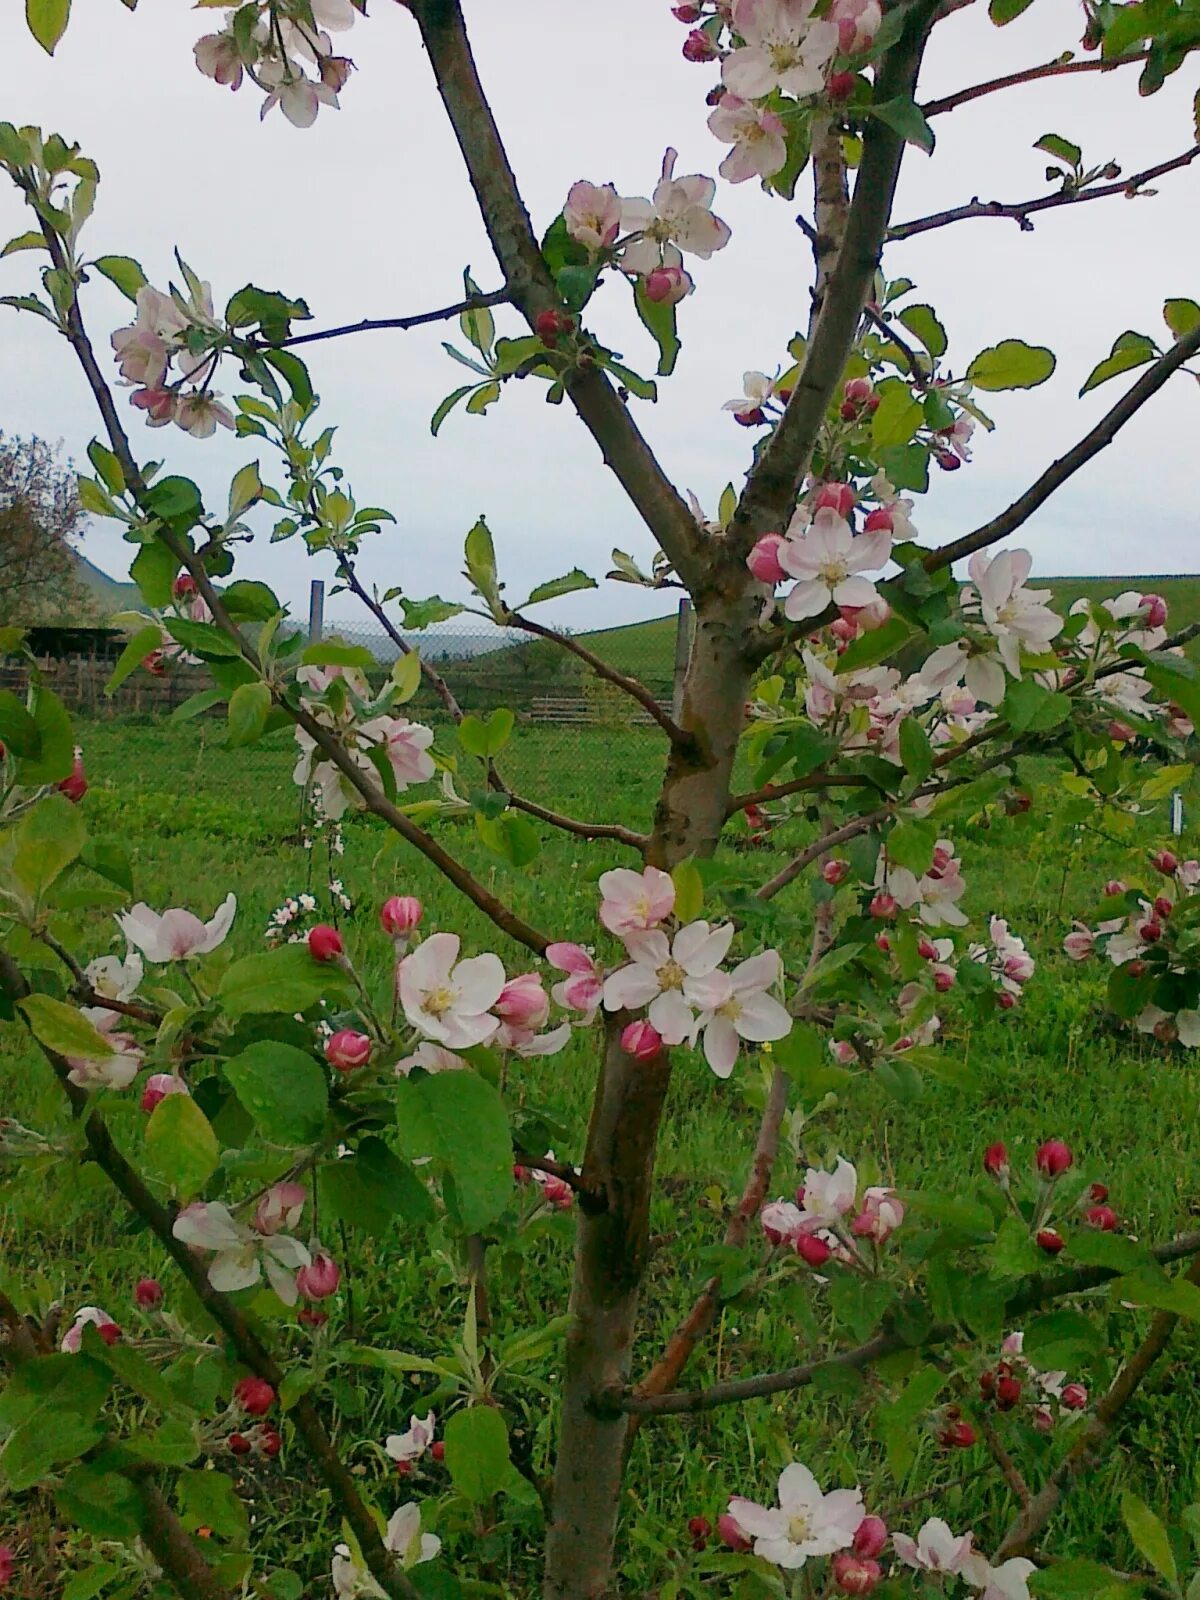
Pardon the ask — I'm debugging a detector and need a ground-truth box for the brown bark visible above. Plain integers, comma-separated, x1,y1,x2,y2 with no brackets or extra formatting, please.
544,1021,673,1600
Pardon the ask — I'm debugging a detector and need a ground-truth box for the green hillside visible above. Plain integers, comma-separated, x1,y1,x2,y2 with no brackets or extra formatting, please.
75,552,139,615
578,577,1200,679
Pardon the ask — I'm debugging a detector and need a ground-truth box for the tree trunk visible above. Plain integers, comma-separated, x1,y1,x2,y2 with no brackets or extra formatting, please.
543,599,757,1599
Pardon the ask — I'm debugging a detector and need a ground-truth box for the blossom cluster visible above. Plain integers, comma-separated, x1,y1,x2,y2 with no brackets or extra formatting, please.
111,281,236,439
292,663,437,820
194,0,356,128
761,1155,903,1267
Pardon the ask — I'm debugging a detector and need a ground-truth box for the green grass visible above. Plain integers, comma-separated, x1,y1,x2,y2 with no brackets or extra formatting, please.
5,717,1200,1595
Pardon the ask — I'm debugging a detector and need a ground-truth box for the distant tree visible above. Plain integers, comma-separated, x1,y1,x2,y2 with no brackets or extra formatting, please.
0,433,91,624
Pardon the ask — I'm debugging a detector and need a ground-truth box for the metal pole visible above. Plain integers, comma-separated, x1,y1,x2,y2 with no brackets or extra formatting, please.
308,579,325,644
1171,791,1184,837
671,597,692,724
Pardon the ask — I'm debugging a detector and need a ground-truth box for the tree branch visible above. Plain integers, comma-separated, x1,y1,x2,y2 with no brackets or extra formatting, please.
922,50,1152,117
996,1254,1200,1559
0,946,423,1600
889,145,1200,240
405,0,707,594
924,320,1200,573
270,287,511,350
612,1227,1200,1415
726,0,941,559
756,809,889,903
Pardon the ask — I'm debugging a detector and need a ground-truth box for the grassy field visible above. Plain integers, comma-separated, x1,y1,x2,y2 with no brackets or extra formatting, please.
5,716,1200,1594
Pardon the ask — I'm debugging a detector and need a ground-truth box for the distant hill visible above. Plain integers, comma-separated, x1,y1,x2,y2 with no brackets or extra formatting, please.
74,552,139,615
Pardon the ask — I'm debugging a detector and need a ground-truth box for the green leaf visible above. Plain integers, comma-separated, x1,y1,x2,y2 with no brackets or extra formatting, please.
801,941,866,992
476,811,541,868
1080,331,1158,396
79,838,133,893
1065,1231,1155,1273
91,255,147,302
144,1093,219,1201
224,1040,329,1145
1003,678,1071,733
871,379,924,449
62,1562,124,1600
0,691,41,757
395,1070,513,1232
177,1467,249,1544
898,716,934,785
871,95,935,153
57,1465,144,1539
105,625,163,696
1035,133,1082,169
556,264,602,313
836,615,913,673
897,304,947,358
25,0,71,54
0,1354,111,1490
989,1214,1045,1278
1122,1493,1177,1587
300,640,376,669
263,349,312,408
86,441,125,495
671,860,704,924
887,819,935,876
967,339,1056,390
1164,297,1200,338
130,540,179,608
524,569,597,606
464,515,503,617
459,708,514,759
633,279,681,377
1112,1269,1200,1319
18,994,113,1060
218,943,354,1017
221,579,278,621
1029,1559,1137,1597
444,1405,511,1503
1,230,47,257
13,792,86,899
17,687,74,784
988,0,1035,21
171,689,226,724
227,681,271,748
165,619,243,659
877,1365,945,1477
319,1136,435,1234
431,384,474,436
144,474,202,523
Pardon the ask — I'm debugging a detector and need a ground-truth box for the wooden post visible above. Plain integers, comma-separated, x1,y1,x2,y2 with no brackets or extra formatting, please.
308,579,325,645
671,596,692,725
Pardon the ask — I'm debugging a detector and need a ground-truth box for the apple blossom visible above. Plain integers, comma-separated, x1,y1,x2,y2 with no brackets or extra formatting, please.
644,265,694,303
961,548,1063,684
326,1029,372,1072
893,1518,974,1574
717,1512,753,1552
962,1555,1038,1600
692,949,792,1076
564,180,622,251
603,920,735,1045
141,1072,188,1113
547,942,603,1018
394,1041,469,1075
117,893,236,963
748,532,788,583
175,390,235,438
761,1199,805,1244
398,932,506,1049
707,95,787,183
779,509,891,620
173,1200,311,1304
832,1553,881,1594
386,1413,436,1465
721,0,839,99
598,864,675,935
723,371,777,422
1061,1382,1088,1409
297,1250,341,1301
618,149,731,279
830,0,882,51
726,1463,863,1568
381,895,423,936
851,1186,904,1242
798,1157,857,1226
1036,1139,1072,1178
621,1019,664,1060
61,1306,121,1352
1063,925,1095,960
682,27,719,60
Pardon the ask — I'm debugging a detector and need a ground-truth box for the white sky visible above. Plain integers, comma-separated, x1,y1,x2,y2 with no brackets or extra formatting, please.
1,0,1197,631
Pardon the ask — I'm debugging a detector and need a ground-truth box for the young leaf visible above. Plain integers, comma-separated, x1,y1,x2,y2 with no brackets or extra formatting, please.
633,279,680,377
1079,330,1159,395
1164,297,1200,338
897,303,947,358
91,255,147,302
144,1094,219,1200
524,569,598,606
967,339,1056,390
25,0,71,54
18,995,114,1060
1121,1493,1177,1588
671,859,704,923
871,96,935,154
227,681,271,747
1034,133,1082,169
444,1406,511,1503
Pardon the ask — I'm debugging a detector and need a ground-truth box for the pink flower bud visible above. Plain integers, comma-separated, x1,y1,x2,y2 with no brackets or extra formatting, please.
1107,720,1136,743
833,1553,882,1595
229,1432,252,1456
57,750,88,804
830,1039,857,1064
852,1517,888,1560
869,892,896,920
1104,879,1128,897
258,1426,282,1457
747,533,787,585
1152,849,1179,876
812,481,856,518
1036,1139,1073,1178
916,936,937,960
874,933,891,952
996,989,1017,1011
682,27,717,59
296,1250,341,1301
1085,1204,1117,1232
1139,919,1163,943
938,1419,976,1449
233,1376,275,1416
687,1515,711,1551
622,1020,663,1061
308,924,344,962
794,1232,832,1267
827,70,856,101
431,1439,446,1461
540,1175,575,1210
672,1,702,18
1060,1382,1088,1410
495,973,549,1030
1033,1406,1055,1433
1063,929,1095,961
931,967,954,993
996,1372,1023,1408
134,1277,163,1310
298,1306,328,1328
1089,1181,1109,1202
830,616,858,642
1140,592,1168,628
862,506,893,535
717,1514,752,1553
380,895,423,936
1155,895,1173,918
935,450,962,472
141,1073,188,1115
173,573,198,602
645,265,693,305
984,1141,1009,1180
325,1029,372,1073
822,859,850,886
735,406,766,426
843,378,873,406
1036,1227,1065,1255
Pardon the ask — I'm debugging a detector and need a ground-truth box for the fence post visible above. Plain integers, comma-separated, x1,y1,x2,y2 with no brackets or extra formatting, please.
308,579,325,645
671,597,692,725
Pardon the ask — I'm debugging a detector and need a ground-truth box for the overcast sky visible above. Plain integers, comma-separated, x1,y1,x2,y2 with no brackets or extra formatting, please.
1,0,1196,632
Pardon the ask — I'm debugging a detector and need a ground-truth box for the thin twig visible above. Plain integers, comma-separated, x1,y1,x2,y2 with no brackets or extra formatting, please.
889,145,1200,240
976,1408,1031,1506
862,303,933,389
756,809,889,903
267,287,511,350
922,50,1152,118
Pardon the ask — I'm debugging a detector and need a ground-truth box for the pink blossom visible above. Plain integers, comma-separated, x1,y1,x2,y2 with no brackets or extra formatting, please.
61,1306,121,1353
603,920,735,1045
722,0,839,99
564,181,622,252
748,533,788,584
362,716,436,788
619,149,731,278
141,1072,188,1113
254,1183,307,1237
962,548,1063,680
707,95,788,184
726,1463,863,1569
761,1199,805,1244
118,894,236,963
386,1413,436,1464
174,1200,310,1304
830,0,882,53
723,371,776,421
547,942,604,1018
494,973,549,1031
194,30,244,89
394,1042,469,1076
779,510,891,620
798,1157,857,1226
851,1186,904,1242
893,1519,974,1574
258,59,340,128
111,325,169,388
130,387,178,427
598,865,675,936
398,932,506,1049
175,391,236,439
693,949,792,1077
